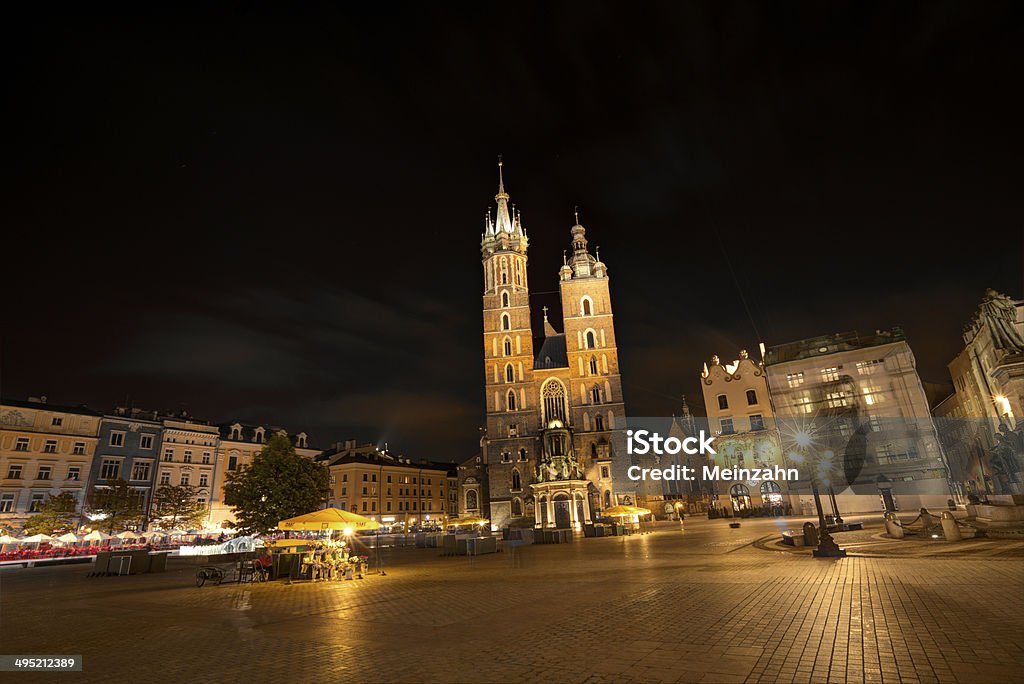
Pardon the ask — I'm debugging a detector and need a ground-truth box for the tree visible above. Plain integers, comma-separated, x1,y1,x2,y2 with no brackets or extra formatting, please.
223,433,330,535
152,484,207,530
90,478,144,533
22,491,80,536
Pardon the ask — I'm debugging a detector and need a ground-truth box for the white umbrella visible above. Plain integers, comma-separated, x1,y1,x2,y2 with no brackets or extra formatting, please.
143,531,169,539
115,530,140,540
166,529,187,537
20,533,56,544
83,530,112,543
57,532,82,544
0,534,17,544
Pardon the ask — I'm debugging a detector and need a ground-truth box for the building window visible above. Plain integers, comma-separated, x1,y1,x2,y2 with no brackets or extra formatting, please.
508,424,518,438
501,313,511,331
581,297,592,316
228,454,238,471
51,416,63,426
786,372,804,388
43,440,58,454
183,450,192,463
794,395,813,414
73,442,86,455
594,414,604,431
821,367,840,383
750,414,765,431
466,490,478,510
501,291,510,307
109,431,125,447
139,434,154,449
180,473,190,486
589,357,598,374
231,427,241,440
601,466,610,479
0,494,14,513
518,448,528,461
720,418,735,435
199,473,209,487
505,364,515,382
591,386,601,404
862,386,882,406
503,338,512,356
386,501,392,512
856,360,882,375
362,501,368,512
202,452,211,464
7,464,23,479
826,391,848,408
362,473,368,482
386,475,391,483
37,465,52,480
541,378,568,424
100,459,121,480
159,471,171,485
163,449,173,462
29,494,46,513
67,466,80,481
507,390,517,411
501,451,512,463
342,474,348,482
586,331,596,349
131,462,151,481
512,470,521,490
746,389,758,405
717,395,729,410
14,438,29,452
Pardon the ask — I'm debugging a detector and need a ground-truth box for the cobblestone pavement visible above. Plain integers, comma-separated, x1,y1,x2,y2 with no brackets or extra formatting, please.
1,517,1022,683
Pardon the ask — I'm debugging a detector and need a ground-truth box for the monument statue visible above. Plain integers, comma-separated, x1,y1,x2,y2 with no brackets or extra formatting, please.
979,289,1024,353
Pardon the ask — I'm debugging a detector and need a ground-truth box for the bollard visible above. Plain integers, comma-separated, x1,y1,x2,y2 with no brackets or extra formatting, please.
803,522,819,547
883,512,894,537
889,514,905,539
941,511,962,542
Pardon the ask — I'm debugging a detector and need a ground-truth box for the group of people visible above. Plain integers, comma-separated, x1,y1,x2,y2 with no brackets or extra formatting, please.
301,541,367,581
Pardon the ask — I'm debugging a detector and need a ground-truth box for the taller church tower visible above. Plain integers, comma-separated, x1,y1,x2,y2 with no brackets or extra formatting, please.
474,161,629,530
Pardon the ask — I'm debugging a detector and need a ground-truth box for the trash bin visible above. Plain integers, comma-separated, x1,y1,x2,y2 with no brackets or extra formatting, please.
803,522,819,547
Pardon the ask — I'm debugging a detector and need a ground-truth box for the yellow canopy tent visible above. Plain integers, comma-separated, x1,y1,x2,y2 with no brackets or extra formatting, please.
278,508,380,533
601,505,651,517
445,516,490,527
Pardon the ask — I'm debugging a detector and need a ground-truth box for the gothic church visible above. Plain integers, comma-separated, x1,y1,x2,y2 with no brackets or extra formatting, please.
464,161,632,530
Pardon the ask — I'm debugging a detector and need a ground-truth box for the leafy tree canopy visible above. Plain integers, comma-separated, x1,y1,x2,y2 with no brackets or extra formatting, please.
22,491,80,536
153,484,207,530
90,478,144,533
223,433,330,535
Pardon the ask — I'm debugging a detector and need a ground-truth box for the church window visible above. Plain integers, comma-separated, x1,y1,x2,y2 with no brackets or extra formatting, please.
501,291,510,307
512,498,522,516
591,385,601,404
604,490,611,508
591,443,597,458
508,423,518,438
466,490,478,510
586,331,596,349
589,356,598,374
541,379,568,424
512,470,521,490
594,414,604,431
581,297,592,316
507,390,517,411
501,313,510,330
518,448,528,461
503,338,512,356
505,364,514,382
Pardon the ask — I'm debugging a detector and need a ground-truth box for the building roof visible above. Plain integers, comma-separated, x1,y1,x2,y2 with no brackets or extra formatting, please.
534,334,569,369
318,443,455,474
764,328,906,365
217,421,312,448
1,397,102,417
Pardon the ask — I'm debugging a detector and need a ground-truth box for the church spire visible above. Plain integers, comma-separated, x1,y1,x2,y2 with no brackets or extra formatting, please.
494,156,514,234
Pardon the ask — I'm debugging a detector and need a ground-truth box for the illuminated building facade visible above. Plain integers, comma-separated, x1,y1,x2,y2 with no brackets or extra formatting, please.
473,162,629,530
88,408,164,524
0,397,102,531
156,416,220,518
700,350,787,513
320,440,457,526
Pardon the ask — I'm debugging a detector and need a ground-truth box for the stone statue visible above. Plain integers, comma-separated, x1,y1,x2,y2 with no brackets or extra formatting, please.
979,289,1024,353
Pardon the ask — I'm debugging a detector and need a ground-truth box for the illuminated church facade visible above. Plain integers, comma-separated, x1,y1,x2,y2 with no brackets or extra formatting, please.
465,161,631,530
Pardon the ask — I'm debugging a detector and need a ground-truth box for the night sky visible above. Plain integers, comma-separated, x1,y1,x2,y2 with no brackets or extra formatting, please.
4,3,1022,461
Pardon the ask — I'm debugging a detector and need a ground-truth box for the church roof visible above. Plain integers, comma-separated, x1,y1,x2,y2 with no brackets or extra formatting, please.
534,335,569,369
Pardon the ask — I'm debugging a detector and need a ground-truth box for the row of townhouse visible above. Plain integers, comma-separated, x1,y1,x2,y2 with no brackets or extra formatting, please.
0,396,316,532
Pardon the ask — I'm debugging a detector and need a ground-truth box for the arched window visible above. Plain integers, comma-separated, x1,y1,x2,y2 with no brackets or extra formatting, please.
505,364,515,382
589,356,598,374
591,385,601,404
581,297,592,316
586,331,596,349
590,443,598,458
503,338,512,356
746,389,758,405
518,448,527,461
501,291,510,308
594,414,604,431
541,378,568,424
512,497,522,516
501,313,510,330
512,470,521,490
507,390,517,411
466,490,478,510
604,490,612,508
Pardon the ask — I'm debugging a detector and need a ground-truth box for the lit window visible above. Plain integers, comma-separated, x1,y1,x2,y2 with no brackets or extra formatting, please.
786,372,804,388
862,386,882,405
826,391,848,408
821,367,840,383
856,360,882,375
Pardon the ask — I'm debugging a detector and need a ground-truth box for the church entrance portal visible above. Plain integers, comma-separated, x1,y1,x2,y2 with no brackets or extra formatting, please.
554,494,571,529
